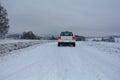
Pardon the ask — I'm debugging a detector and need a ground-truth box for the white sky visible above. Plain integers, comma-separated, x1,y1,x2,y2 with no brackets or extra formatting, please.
1,0,120,36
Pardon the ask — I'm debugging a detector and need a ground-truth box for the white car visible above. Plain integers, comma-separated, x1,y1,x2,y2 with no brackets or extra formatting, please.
57,31,76,47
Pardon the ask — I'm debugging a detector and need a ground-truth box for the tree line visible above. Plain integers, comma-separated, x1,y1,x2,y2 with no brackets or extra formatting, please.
0,3,9,39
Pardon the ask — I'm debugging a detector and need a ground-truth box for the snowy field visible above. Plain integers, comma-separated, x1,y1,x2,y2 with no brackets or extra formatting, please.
87,37,120,42
0,40,55,55
0,41,120,80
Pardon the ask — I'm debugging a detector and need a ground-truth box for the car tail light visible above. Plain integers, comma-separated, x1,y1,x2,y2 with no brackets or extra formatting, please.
72,36,76,40
57,36,61,40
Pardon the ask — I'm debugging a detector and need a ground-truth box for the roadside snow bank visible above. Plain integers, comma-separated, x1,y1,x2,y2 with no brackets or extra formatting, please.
0,40,55,55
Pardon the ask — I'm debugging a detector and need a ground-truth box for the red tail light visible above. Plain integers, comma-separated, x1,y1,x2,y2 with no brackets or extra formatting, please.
72,36,76,40
57,36,61,40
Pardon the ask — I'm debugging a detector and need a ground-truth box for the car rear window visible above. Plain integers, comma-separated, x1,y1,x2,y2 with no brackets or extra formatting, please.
60,32,73,36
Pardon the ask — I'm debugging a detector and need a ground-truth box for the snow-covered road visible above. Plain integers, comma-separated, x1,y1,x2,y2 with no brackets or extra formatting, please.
0,42,120,80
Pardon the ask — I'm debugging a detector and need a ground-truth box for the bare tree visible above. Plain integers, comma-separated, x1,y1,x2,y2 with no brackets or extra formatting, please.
0,3,9,39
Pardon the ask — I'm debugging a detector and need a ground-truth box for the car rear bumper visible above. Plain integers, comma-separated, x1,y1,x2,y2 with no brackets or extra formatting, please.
58,42,75,46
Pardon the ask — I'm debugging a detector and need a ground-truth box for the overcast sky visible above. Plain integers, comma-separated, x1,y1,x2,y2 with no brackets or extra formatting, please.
1,0,120,36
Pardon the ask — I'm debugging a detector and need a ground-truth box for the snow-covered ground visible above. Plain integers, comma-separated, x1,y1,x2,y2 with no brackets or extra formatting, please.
0,40,55,55
0,42,120,80
86,42,120,55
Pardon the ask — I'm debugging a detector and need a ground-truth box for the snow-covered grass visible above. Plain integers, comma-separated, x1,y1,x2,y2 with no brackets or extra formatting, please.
0,40,55,56
85,42,120,55
0,41,120,80
0,39,54,44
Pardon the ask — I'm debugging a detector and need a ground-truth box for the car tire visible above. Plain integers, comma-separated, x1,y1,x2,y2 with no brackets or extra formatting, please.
73,43,76,47
58,43,60,46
